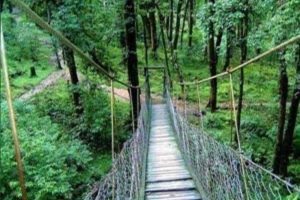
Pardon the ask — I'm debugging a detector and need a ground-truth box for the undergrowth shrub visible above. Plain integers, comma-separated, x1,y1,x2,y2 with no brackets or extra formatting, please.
33,81,131,150
0,101,96,200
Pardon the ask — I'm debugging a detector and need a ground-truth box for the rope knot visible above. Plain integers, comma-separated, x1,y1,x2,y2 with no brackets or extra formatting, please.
226,67,232,74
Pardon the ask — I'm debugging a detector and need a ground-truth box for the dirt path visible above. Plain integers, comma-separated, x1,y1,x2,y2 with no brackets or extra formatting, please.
18,67,274,114
17,66,135,102
18,69,67,101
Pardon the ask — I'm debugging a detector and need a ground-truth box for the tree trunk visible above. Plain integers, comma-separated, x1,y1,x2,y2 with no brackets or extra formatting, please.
279,44,300,176
125,0,140,130
207,0,217,112
7,2,13,13
120,26,127,66
236,0,249,137
215,29,223,65
46,3,62,70
142,15,149,67
166,16,170,36
169,0,174,42
180,0,189,48
149,1,158,57
236,67,244,142
188,0,194,47
173,0,184,50
30,67,37,77
157,5,172,86
223,27,234,71
53,41,63,70
62,45,83,115
273,50,289,174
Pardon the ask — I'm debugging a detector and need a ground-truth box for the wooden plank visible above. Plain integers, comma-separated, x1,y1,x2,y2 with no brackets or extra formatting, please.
147,168,190,176
146,190,202,200
148,145,179,151
147,160,185,168
148,150,180,156
147,172,192,182
146,179,196,192
147,164,188,172
150,137,175,142
148,155,182,162
151,126,171,130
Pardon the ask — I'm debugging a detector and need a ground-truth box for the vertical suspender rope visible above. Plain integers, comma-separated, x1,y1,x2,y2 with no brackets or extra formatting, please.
229,73,249,200
196,82,204,130
229,80,234,144
0,11,28,200
128,87,135,198
110,80,115,200
182,85,188,152
128,88,135,134
135,87,140,199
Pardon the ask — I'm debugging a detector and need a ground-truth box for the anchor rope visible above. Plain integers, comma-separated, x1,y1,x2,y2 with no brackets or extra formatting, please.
0,9,28,200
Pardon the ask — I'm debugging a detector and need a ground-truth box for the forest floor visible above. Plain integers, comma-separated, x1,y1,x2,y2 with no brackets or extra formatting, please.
17,68,132,102
18,68,67,101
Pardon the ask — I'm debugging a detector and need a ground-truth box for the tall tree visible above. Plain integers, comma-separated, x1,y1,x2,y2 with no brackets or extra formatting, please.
180,0,189,48
279,43,300,175
273,50,289,174
236,0,249,135
125,0,140,129
173,0,184,50
215,28,223,65
62,46,83,115
140,0,158,57
223,27,234,71
46,2,62,70
157,4,172,87
168,0,174,42
149,0,158,57
188,0,195,47
207,0,217,112
271,0,300,175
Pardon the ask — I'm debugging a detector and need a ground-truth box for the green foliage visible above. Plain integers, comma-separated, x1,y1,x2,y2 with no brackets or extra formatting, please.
1,12,55,99
241,115,269,138
204,111,227,129
0,101,99,200
81,83,131,149
32,81,131,150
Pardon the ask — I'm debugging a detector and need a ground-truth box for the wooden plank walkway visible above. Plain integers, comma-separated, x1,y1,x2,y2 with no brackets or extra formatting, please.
145,104,202,200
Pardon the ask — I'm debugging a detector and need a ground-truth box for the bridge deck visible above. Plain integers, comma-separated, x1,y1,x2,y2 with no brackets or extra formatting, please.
145,104,202,200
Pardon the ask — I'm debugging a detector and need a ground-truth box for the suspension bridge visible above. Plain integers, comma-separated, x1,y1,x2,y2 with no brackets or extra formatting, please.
1,1,300,200
84,78,300,200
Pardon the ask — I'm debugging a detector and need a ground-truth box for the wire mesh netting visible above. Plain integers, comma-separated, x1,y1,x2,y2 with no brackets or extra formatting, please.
85,82,151,200
165,85,300,200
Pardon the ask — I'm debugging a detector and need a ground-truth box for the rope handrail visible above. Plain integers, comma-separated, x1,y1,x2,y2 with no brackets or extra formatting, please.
182,35,300,86
164,83,300,199
8,0,141,89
